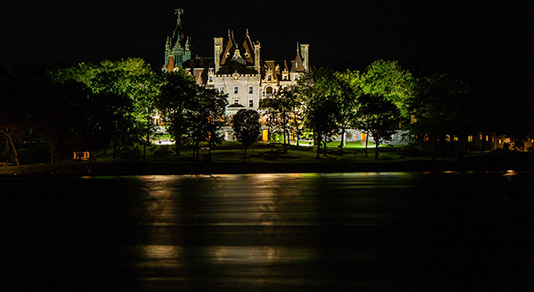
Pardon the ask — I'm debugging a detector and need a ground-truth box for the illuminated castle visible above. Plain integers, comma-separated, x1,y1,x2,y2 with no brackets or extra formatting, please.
163,9,309,116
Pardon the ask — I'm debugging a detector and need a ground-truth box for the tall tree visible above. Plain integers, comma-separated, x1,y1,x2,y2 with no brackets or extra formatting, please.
350,60,415,155
333,70,360,153
297,68,339,158
0,69,26,166
358,94,400,159
156,70,197,155
409,73,471,159
360,60,415,118
0,89,23,165
260,86,300,152
187,87,228,160
232,109,261,163
30,80,94,164
51,58,160,159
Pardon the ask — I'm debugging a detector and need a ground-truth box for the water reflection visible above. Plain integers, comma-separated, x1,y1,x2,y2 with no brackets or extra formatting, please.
137,245,185,268
4,172,534,291
207,246,316,264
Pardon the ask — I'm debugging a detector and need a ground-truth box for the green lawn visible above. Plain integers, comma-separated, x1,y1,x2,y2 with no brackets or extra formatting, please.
89,141,412,164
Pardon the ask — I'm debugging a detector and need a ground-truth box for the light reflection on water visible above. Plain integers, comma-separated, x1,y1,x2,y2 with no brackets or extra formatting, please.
4,171,534,291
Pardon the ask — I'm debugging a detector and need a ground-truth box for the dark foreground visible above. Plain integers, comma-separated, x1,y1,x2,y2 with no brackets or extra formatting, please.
3,172,534,291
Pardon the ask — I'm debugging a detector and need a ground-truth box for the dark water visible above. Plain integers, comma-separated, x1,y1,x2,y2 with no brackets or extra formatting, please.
2,171,534,291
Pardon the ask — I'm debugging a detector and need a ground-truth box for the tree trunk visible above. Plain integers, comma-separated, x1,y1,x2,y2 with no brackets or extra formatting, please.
143,118,151,162
5,131,20,166
174,131,181,155
207,139,213,161
113,144,119,159
282,127,287,153
316,134,321,159
243,146,248,163
364,131,369,157
339,128,345,155
374,140,380,159
208,139,213,156
50,144,56,165
323,138,327,157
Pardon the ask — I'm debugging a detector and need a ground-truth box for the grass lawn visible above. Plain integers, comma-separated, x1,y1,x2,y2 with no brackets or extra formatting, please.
87,141,414,164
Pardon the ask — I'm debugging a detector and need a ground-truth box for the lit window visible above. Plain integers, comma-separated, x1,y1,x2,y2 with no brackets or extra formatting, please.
453,136,458,142
468,135,473,142
486,135,489,142
249,100,253,107
234,87,239,94
445,134,451,142
249,87,253,94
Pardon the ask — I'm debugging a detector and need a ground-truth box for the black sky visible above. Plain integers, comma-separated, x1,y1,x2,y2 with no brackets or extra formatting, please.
1,1,532,90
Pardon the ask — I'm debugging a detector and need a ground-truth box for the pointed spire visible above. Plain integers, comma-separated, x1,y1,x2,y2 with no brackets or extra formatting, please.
175,8,184,27
185,36,191,50
165,37,171,50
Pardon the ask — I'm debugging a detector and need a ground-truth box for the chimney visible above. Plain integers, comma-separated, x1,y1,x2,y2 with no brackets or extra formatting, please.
214,37,224,73
299,43,309,71
254,41,261,74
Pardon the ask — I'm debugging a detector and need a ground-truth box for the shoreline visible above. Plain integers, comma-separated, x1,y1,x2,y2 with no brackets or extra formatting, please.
1,157,532,177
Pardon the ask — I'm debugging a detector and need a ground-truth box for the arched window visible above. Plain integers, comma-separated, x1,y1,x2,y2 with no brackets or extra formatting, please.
266,86,273,97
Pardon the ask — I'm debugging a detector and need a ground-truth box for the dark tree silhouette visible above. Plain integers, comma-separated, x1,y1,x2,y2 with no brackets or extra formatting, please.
409,74,471,159
358,94,400,159
232,109,261,162
157,70,197,155
187,87,228,160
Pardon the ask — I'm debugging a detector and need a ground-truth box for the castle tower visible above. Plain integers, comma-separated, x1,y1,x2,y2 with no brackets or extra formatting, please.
163,8,192,71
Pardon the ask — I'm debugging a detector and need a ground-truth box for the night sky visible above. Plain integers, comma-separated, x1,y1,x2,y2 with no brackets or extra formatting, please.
1,1,533,91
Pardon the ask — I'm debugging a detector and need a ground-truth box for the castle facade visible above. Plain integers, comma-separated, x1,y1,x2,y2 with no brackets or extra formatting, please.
163,9,309,116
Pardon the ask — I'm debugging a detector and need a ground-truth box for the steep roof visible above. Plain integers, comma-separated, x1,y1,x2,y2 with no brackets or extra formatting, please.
291,52,305,72
165,53,175,72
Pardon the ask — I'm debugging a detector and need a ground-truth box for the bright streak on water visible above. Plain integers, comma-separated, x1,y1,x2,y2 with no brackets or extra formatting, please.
3,171,533,291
